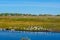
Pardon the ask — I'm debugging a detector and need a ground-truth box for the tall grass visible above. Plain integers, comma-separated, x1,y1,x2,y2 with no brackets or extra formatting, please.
0,16,60,31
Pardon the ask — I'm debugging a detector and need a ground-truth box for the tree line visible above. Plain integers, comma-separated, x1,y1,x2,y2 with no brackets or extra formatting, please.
0,13,60,16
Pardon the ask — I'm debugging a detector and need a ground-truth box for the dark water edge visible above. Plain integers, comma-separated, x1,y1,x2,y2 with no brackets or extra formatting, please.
0,29,60,33
1,28,60,33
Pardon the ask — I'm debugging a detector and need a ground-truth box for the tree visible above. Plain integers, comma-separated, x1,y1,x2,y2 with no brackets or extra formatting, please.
56,14,60,16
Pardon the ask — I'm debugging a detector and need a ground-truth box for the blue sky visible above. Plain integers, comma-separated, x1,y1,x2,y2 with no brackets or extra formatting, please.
0,0,60,15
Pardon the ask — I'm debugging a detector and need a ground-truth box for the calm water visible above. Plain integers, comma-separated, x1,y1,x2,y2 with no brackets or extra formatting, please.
0,31,60,40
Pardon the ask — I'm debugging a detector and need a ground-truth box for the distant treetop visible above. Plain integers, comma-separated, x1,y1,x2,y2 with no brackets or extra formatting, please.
0,13,60,16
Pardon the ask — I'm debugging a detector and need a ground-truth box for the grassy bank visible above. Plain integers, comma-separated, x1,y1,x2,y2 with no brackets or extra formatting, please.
0,16,60,32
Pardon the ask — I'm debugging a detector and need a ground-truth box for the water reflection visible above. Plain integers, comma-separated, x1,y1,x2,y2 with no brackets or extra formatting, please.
0,31,60,40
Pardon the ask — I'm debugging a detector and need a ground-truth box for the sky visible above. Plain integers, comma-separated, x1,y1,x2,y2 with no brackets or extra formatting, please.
0,0,60,15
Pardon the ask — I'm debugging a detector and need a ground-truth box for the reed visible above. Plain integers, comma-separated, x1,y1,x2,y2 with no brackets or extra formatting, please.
0,16,60,31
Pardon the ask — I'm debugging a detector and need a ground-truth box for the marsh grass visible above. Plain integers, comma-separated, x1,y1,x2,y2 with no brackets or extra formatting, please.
0,16,60,31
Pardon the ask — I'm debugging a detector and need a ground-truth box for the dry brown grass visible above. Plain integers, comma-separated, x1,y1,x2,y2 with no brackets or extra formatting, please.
0,16,60,31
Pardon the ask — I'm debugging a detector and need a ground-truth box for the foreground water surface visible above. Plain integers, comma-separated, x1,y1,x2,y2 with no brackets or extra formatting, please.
0,31,60,40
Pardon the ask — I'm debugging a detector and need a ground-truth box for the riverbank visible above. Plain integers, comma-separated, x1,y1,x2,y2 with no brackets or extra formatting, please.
0,16,60,32
0,28,60,33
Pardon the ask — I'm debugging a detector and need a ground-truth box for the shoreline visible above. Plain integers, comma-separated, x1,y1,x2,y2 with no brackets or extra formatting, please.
0,29,60,33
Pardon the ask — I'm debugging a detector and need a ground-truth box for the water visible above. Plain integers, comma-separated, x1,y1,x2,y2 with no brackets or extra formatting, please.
0,31,60,40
